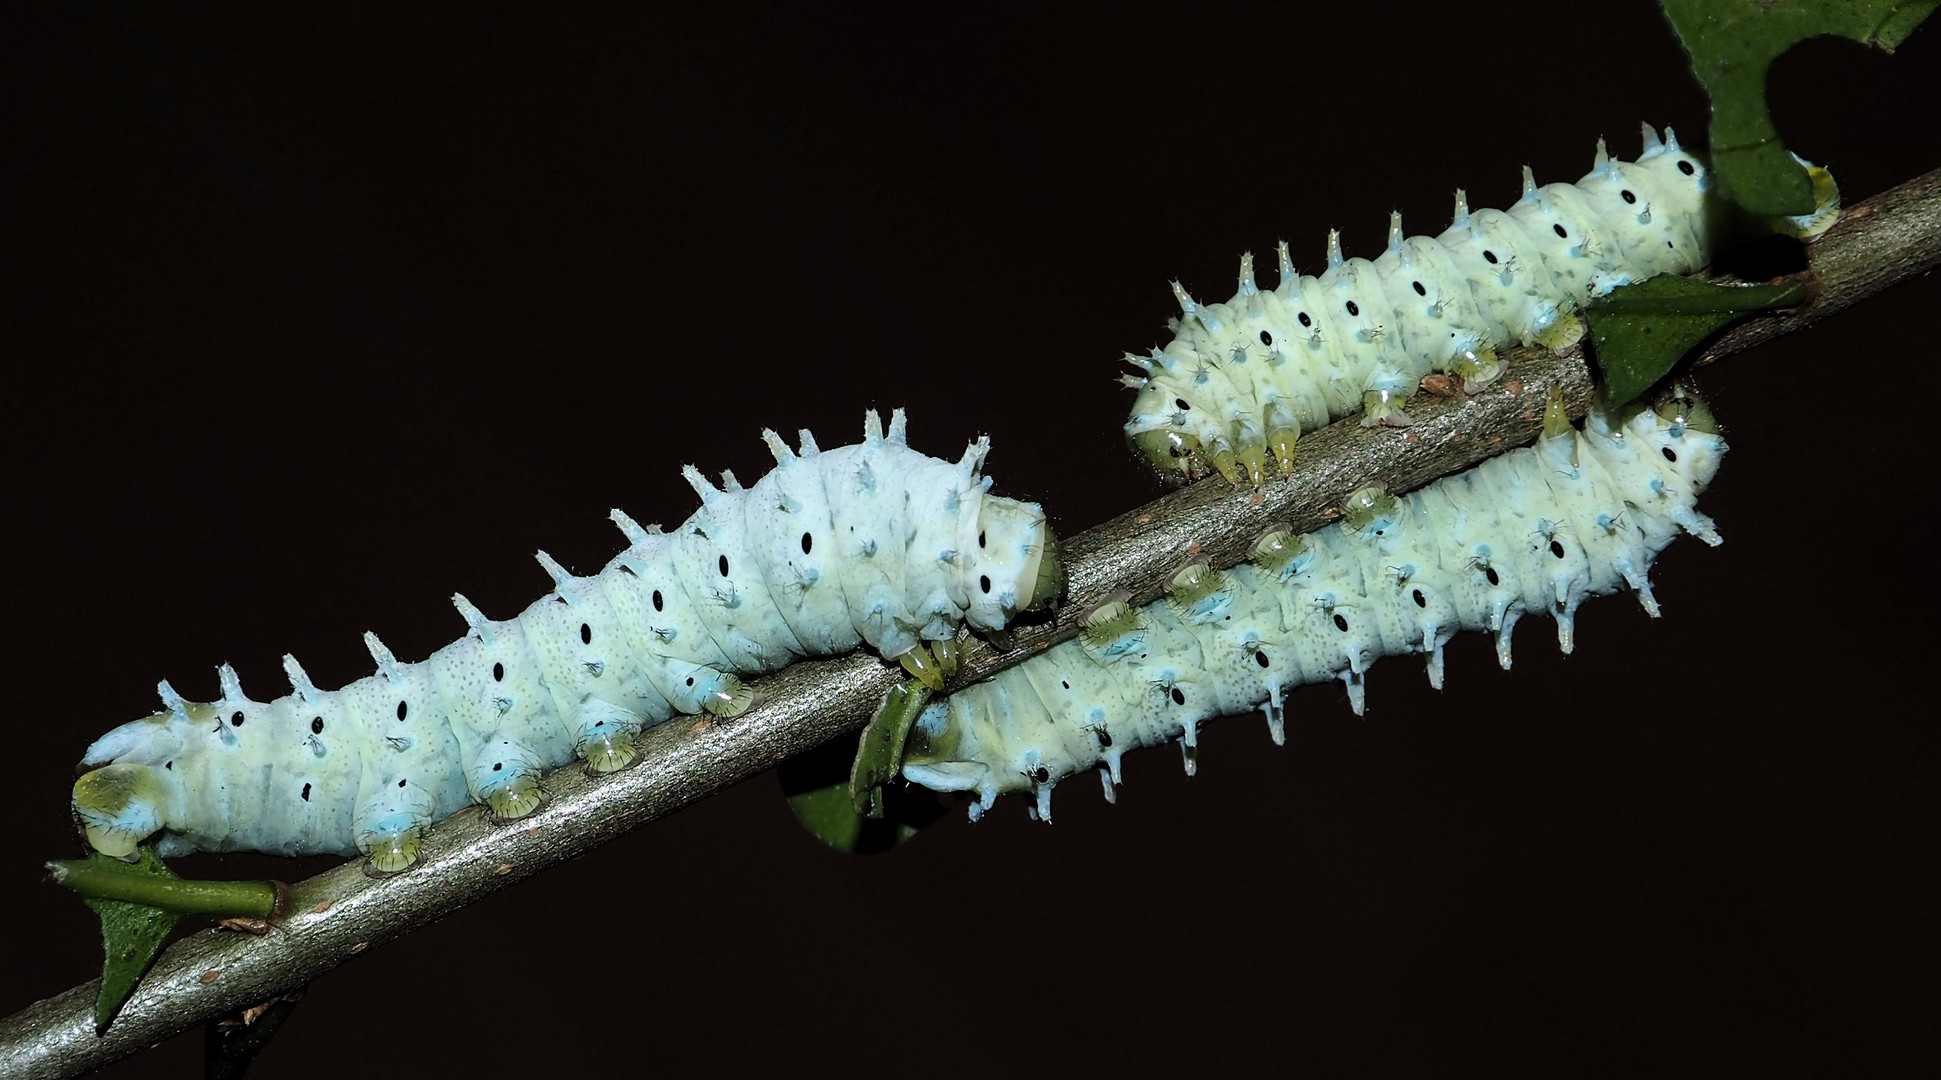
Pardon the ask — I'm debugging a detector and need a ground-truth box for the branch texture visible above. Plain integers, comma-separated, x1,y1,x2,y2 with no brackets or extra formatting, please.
3,168,1935,1080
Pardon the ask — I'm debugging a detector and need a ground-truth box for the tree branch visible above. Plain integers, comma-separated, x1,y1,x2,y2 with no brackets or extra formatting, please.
3,168,1935,1080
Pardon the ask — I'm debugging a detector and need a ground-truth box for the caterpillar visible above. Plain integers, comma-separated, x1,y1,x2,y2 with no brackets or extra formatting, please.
1120,125,1831,485
903,388,1724,821
71,410,1062,871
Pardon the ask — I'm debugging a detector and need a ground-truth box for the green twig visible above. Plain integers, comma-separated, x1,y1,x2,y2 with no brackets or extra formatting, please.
48,859,278,919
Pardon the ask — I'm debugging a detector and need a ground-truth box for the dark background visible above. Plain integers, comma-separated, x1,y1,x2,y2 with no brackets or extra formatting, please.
4,5,1934,1077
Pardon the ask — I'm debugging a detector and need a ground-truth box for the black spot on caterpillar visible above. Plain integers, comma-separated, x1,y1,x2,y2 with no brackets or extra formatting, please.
72,411,1061,871
904,391,1726,822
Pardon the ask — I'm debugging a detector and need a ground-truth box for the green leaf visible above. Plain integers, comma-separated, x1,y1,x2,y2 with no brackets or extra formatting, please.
782,776,939,854
777,684,946,853
205,992,305,1080
49,846,282,1033
1586,274,1809,407
1661,0,1935,216
64,849,189,1034
849,681,931,818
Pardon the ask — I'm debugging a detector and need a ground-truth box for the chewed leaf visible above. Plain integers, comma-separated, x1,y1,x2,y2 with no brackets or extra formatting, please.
1661,0,1934,216
848,682,931,818
1586,274,1809,408
777,709,943,854
782,779,938,854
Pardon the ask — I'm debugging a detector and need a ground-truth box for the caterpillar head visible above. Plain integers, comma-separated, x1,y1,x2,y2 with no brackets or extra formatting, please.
72,758,177,859
73,688,222,857
1601,384,1727,493
963,496,1062,630
1633,123,1712,199
1646,384,1726,488
1125,381,1211,482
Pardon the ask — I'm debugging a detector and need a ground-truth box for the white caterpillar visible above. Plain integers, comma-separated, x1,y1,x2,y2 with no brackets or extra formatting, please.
904,389,1723,821
1121,125,1786,485
73,409,1061,870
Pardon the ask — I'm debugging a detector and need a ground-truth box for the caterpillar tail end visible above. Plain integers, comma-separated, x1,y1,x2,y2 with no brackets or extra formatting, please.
72,764,167,860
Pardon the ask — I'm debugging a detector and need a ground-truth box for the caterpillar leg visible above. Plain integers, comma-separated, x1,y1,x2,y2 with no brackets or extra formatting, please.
71,764,169,859
1532,308,1585,351
1340,668,1367,717
354,802,434,874
1361,387,1415,429
571,699,646,775
663,660,757,718
1199,423,1272,487
1494,609,1523,671
353,778,438,874
1231,425,1271,488
1423,628,1448,690
358,821,428,875
899,698,996,820
1262,683,1286,746
1616,558,1661,618
1674,506,1722,547
1026,774,1055,823
1265,405,1301,479
931,634,961,680
896,644,948,692
1449,344,1504,393
465,740,547,821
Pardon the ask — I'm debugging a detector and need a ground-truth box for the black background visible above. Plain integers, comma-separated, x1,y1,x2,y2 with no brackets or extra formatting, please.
4,5,1935,1077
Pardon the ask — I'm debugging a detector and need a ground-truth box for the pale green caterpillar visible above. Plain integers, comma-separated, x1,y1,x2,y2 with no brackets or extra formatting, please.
1122,125,1834,485
73,410,1062,871
904,388,1723,821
